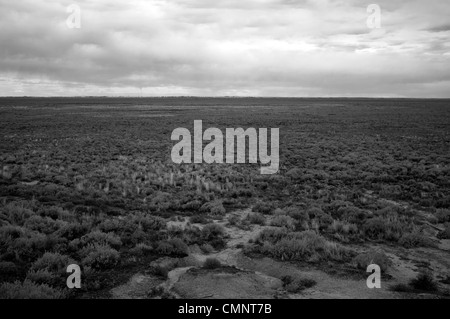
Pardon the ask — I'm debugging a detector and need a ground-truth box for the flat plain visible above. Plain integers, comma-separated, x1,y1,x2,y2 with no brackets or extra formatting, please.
0,97,449,299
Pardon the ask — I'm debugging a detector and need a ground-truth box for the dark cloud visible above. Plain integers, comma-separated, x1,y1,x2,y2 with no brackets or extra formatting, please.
426,24,450,33
0,0,449,97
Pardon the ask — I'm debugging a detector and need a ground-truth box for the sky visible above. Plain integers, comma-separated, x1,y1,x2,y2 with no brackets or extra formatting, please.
0,0,449,97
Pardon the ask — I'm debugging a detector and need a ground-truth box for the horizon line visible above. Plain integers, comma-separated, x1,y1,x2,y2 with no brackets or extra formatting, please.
1,96,450,100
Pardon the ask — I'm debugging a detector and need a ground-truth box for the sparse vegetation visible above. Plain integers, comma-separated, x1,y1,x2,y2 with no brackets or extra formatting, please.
1,97,449,298
251,229,352,262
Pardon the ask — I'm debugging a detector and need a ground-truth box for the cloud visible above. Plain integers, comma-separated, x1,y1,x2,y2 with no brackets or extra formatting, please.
0,0,449,97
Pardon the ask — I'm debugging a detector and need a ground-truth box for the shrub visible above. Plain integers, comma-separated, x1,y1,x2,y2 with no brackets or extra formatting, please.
26,269,56,286
200,200,226,216
0,225,24,240
81,244,120,270
203,258,221,269
258,230,351,262
256,228,289,244
409,272,438,292
329,220,358,235
0,280,66,299
362,218,387,240
148,265,169,278
362,217,404,241
79,230,122,249
155,241,172,255
317,213,334,230
435,209,450,223
56,222,89,241
284,207,309,224
0,202,33,226
97,218,123,233
201,223,226,250
30,252,72,273
306,207,323,219
390,272,439,293
167,238,189,256
201,223,225,240
399,233,435,248
270,215,295,230
190,215,209,224
129,243,153,256
252,202,275,215
38,206,72,221
353,250,391,272
227,215,240,226
0,227,49,263
132,214,166,231
273,208,285,216
24,216,65,235
156,238,189,257
246,213,266,225
337,206,368,224
200,243,214,254
182,200,202,211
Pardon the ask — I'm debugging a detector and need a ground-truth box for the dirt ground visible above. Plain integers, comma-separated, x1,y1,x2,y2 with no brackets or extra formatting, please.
110,208,450,299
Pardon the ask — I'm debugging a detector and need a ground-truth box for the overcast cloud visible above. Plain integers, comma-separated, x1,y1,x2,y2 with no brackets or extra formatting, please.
0,0,449,97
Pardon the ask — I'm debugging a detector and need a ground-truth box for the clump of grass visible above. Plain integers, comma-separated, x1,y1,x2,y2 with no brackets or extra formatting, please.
203,258,222,269
362,217,405,242
254,230,352,262
399,233,435,248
